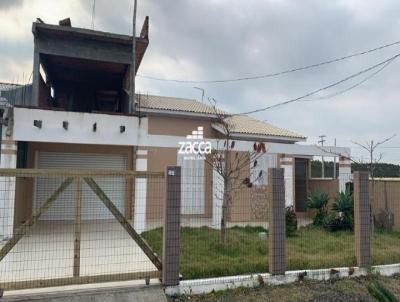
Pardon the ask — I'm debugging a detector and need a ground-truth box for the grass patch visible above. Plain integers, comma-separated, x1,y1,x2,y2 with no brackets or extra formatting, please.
142,225,400,279
372,228,400,265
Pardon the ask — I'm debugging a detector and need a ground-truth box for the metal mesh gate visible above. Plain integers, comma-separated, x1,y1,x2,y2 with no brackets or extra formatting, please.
0,169,164,290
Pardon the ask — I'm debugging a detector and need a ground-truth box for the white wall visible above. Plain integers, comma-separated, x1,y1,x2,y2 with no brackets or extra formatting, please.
0,108,17,240
13,108,148,146
134,150,147,233
13,108,350,160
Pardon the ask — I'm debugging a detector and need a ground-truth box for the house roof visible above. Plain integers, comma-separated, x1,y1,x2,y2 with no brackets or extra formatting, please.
137,94,306,141
137,94,227,115
223,115,306,141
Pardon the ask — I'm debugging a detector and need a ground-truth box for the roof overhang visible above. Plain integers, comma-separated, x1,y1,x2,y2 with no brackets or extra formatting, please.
211,123,306,143
32,18,149,70
138,107,227,120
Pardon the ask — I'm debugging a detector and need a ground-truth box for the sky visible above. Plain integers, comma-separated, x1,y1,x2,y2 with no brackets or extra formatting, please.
0,0,399,164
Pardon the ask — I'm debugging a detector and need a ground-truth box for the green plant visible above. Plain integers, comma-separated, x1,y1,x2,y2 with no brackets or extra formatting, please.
324,190,354,232
323,212,348,232
367,280,398,302
286,206,298,237
332,190,354,226
307,188,329,226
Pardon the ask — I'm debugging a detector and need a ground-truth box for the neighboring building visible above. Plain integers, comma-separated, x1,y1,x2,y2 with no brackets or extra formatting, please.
0,18,351,239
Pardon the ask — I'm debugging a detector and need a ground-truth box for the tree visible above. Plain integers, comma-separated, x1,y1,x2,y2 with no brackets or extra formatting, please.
319,134,396,232
351,135,396,231
351,135,396,179
206,99,266,244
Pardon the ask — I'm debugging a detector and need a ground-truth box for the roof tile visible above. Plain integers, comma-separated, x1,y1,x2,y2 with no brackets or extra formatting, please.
137,94,305,140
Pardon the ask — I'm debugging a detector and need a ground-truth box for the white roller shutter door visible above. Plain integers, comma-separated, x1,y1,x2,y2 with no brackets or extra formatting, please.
35,152,127,220
177,154,205,215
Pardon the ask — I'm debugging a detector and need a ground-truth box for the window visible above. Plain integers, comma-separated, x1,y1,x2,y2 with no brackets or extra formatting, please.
250,153,278,186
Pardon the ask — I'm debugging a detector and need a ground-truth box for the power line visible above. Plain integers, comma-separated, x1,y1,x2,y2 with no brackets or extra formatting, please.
236,52,400,116
299,56,395,103
137,39,400,84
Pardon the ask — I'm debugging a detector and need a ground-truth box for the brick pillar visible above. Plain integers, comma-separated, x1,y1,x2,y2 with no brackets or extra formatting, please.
354,171,370,267
268,168,286,275
163,166,181,286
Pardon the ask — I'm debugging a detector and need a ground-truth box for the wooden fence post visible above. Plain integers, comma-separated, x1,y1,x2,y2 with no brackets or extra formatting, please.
268,168,286,275
354,171,371,267
163,166,181,286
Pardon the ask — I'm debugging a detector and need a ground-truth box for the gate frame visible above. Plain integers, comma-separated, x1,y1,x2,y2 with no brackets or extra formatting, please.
0,168,164,291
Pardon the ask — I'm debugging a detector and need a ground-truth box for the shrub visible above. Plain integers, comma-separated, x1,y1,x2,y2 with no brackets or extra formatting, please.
323,212,349,232
286,206,298,237
324,190,354,232
307,188,329,226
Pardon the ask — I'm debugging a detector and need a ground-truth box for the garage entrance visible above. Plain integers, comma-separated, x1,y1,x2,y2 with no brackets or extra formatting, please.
0,169,163,291
34,152,127,220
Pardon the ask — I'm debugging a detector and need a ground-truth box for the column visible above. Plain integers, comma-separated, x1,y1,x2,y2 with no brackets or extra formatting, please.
134,148,147,233
0,117,17,240
354,171,371,267
163,166,181,286
339,156,351,192
279,154,294,207
268,168,286,275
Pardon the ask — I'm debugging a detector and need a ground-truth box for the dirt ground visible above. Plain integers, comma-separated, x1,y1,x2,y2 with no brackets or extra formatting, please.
168,275,400,302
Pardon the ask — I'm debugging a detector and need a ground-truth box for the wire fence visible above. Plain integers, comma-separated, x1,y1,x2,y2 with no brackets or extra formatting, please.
0,169,164,290
0,167,399,290
142,166,272,280
287,173,356,271
144,168,400,281
370,178,400,265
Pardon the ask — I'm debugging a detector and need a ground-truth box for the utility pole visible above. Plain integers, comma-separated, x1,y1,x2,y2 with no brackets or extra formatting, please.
130,0,137,113
318,135,326,178
333,138,337,179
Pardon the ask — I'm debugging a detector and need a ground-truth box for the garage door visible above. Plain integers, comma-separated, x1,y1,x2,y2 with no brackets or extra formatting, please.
34,152,128,220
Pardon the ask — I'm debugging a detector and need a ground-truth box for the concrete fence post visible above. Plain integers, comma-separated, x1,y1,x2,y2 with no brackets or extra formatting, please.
353,171,371,267
268,168,286,275
163,166,181,286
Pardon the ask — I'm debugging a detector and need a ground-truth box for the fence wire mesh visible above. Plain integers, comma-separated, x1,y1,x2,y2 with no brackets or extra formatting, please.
171,165,270,279
370,178,400,265
1,166,400,290
287,173,356,271
0,170,164,290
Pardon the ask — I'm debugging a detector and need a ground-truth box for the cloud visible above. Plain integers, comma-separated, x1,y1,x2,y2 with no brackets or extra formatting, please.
0,0,24,11
1,0,399,163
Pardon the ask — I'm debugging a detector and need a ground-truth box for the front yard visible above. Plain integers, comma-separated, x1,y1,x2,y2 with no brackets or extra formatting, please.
142,226,400,279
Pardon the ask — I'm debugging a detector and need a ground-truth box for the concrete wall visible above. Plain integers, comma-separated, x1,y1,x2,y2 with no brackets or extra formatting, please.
370,179,400,230
309,178,339,205
148,116,218,139
13,107,147,146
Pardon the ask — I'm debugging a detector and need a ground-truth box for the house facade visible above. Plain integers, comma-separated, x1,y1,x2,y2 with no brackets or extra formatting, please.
0,19,351,239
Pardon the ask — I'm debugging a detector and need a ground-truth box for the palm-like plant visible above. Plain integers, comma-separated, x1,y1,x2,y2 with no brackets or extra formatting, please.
332,189,354,228
307,188,329,226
